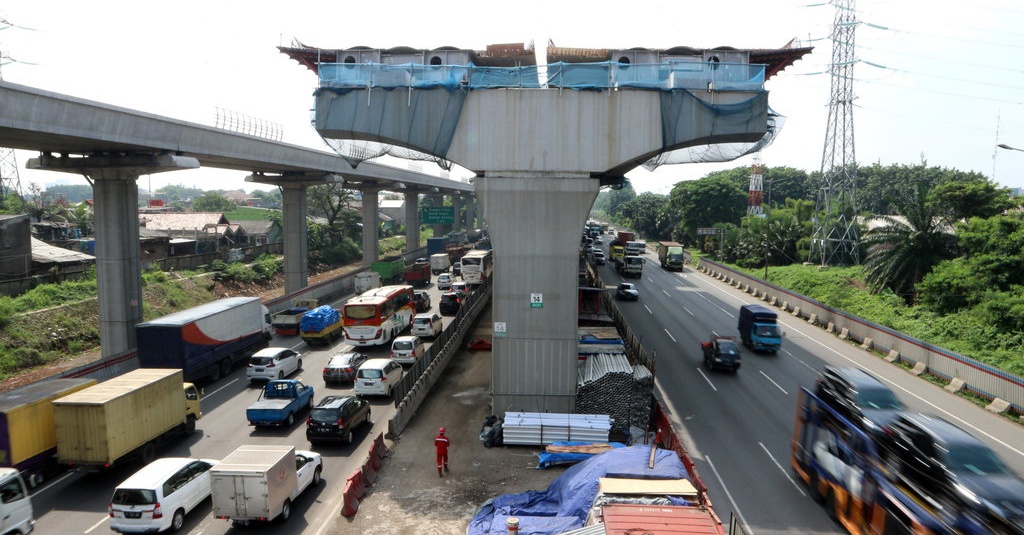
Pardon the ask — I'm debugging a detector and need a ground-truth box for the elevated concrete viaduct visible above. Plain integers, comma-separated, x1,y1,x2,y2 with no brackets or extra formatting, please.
0,80,472,358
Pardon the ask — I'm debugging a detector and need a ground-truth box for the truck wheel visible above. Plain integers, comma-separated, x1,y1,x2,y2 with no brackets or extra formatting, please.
170,508,186,532
209,363,222,382
286,413,295,426
312,466,322,486
141,442,157,465
279,499,292,522
220,359,231,377
185,415,197,436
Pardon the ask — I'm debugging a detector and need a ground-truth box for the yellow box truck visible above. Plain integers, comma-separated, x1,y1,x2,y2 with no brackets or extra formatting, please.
0,377,96,488
53,368,201,470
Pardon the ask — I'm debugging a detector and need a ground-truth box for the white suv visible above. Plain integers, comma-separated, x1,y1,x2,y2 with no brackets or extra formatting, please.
246,347,302,382
411,313,443,339
354,359,404,397
109,457,219,533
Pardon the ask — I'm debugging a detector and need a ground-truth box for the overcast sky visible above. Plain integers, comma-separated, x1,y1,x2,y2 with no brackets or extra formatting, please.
2,0,1023,196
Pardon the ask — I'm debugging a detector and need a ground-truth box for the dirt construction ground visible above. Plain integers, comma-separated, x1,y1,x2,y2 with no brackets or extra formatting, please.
327,309,567,534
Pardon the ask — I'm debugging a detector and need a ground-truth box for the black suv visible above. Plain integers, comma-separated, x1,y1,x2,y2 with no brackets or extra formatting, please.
879,412,1024,530
815,366,903,436
305,395,371,445
439,291,462,316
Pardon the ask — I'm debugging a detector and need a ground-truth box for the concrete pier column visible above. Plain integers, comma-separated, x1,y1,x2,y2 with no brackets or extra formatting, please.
281,184,309,294
478,174,599,415
93,173,144,357
464,197,476,232
404,192,420,254
361,188,381,265
451,195,463,233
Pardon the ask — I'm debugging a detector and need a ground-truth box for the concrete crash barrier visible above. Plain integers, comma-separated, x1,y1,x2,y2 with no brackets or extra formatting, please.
885,349,900,362
826,322,835,334
911,361,927,376
985,398,1011,415
791,306,800,317
807,313,817,325
944,378,965,393
839,327,849,340
861,337,874,350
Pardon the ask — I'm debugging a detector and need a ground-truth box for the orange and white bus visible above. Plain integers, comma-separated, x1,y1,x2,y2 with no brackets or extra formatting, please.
342,285,415,347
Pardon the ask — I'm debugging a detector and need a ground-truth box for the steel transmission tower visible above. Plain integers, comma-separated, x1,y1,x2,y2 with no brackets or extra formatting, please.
811,0,860,266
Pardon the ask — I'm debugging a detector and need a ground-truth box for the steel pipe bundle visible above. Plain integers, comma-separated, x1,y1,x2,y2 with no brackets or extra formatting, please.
575,353,636,432
502,411,611,445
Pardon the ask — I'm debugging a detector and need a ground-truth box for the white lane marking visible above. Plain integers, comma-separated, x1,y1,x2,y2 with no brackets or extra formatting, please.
644,304,654,314
85,515,108,533
664,330,677,343
698,368,718,391
760,442,806,497
662,288,671,297
202,378,239,399
706,455,754,535
682,306,695,316
760,371,789,395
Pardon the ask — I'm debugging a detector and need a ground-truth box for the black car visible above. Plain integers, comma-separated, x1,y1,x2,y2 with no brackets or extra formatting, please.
439,291,462,316
413,290,431,312
814,366,903,436
879,412,1024,530
306,395,372,444
452,262,462,277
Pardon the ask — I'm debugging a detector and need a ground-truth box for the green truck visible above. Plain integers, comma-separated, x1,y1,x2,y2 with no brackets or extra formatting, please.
371,256,406,284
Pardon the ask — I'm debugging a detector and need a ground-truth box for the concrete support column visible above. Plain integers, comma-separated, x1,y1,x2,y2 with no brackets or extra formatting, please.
429,194,445,237
478,174,599,415
464,197,476,232
404,192,420,254
93,173,144,358
451,196,462,232
281,184,309,294
361,188,381,266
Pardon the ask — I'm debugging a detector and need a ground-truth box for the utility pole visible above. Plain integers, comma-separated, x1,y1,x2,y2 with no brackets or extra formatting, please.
810,0,860,266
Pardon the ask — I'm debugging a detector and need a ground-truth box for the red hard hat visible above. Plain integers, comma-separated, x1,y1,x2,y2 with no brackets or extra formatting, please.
439,427,446,434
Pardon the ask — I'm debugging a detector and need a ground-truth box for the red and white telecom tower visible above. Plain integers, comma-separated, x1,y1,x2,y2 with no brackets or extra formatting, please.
747,156,765,217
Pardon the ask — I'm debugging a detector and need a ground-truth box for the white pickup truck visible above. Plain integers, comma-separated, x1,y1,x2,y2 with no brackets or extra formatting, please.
210,445,322,527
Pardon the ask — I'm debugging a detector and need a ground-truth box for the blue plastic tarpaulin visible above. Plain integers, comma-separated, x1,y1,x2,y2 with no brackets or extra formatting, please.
299,305,339,333
467,445,689,535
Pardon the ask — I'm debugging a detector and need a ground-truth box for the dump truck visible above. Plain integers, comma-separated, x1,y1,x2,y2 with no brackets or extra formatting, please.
403,259,431,288
371,256,406,284
657,241,685,271
608,231,636,264
738,304,782,353
615,255,644,278
246,380,314,428
136,297,272,383
210,445,323,527
53,368,202,470
299,305,343,346
0,377,96,488
270,298,319,336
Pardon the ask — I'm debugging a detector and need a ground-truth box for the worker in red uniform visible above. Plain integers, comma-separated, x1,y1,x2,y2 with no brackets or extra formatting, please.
435,427,450,477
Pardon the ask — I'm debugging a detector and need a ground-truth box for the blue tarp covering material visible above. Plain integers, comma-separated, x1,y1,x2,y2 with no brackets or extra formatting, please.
468,445,689,535
536,442,626,469
299,305,339,333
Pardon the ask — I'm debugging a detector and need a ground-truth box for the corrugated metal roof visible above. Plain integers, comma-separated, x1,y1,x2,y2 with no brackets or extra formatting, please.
30,238,95,264
558,524,607,535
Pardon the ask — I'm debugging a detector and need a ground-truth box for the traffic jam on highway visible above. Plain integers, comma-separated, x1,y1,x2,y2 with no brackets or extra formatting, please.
0,238,488,534
3,224,1023,535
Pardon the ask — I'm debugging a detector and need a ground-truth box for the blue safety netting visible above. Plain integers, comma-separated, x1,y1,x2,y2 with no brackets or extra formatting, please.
467,445,689,535
299,305,338,333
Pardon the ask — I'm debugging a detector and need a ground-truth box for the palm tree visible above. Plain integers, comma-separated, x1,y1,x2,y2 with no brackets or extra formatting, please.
862,182,958,304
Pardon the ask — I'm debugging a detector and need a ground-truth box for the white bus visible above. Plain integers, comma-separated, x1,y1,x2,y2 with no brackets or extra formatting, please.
460,249,493,285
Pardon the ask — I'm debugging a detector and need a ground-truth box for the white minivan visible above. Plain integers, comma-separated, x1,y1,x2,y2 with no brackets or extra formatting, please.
0,468,34,535
354,359,404,398
109,457,219,533
246,347,302,382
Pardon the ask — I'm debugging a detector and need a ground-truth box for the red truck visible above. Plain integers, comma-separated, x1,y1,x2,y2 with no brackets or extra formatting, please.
404,258,431,288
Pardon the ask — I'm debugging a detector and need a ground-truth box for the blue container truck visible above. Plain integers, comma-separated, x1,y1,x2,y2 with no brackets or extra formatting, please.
427,237,448,256
137,297,273,383
737,304,782,353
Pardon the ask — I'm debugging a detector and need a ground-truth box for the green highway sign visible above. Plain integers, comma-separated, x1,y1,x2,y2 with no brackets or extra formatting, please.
422,206,455,225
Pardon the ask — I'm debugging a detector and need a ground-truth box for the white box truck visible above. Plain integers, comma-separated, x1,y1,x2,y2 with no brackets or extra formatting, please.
210,445,322,527
353,271,381,294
